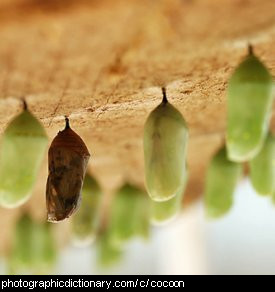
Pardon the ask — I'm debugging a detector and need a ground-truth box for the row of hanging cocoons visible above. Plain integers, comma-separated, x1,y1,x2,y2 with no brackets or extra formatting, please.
0,44,274,228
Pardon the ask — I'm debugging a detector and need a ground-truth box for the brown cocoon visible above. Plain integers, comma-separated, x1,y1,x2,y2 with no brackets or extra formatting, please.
46,117,90,223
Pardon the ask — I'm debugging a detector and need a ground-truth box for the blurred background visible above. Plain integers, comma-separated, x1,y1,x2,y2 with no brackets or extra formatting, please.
0,0,274,275
2,179,275,275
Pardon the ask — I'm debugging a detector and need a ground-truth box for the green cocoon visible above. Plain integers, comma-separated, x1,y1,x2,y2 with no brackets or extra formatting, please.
144,88,188,202
205,146,242,218
0,106,48,208
8,214,34,274
71,174,102,245
250,133,275,195
8,214,57,275
151,169,188,224
226,47,273,162
96,232,123,268
109,183,150,247
32,222,57,274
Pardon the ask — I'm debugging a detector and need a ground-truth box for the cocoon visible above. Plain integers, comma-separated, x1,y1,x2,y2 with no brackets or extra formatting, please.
226,46,273,162
46,117,90,222
144,87,188,202
0,101,48,208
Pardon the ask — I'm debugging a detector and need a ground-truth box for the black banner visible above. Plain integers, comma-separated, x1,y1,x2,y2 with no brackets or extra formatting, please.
0,275,271,290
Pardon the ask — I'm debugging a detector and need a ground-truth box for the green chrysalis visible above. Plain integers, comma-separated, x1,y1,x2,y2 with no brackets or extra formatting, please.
151,168,188,224
205,146,242,218
8,214,57,275
0,101,48,208
130,189,150,240
144,87,188,202
108,183,150,247
96,231,123,268
8,214,34,274
226,45,273,162
249,132,275,195
32,222,57,274
71,173,102,245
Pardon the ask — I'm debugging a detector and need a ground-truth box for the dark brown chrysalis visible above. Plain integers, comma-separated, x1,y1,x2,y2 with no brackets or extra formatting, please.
46,117,90,223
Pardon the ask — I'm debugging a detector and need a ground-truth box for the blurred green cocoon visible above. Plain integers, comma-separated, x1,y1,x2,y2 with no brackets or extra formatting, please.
71,173,102,245
250,132,275,196
226,47,273,162
8,214,57,275
205,146,242,218
143,88,189,202
0,106,48,208
108,183,150,247
96,231,123,268
151,169,188,225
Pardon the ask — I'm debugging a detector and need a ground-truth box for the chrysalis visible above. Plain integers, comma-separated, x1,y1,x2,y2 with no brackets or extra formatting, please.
46,117,90,222
8,214,57,275
71,173,102,245
151,169,188,225
249,132,275,195
96,231,123,268
8,214,34,274
130,187,150,240
32,222,57,274
226,45,273,162
143,87,188,202
109,183,150,247
0,101,48,208
204,146,241,218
